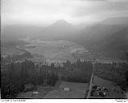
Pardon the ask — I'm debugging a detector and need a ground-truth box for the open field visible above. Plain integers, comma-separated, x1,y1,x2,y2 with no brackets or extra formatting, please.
44,81,88,98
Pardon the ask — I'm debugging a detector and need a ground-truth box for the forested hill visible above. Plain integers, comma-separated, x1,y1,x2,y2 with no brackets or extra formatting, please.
69,17,128,60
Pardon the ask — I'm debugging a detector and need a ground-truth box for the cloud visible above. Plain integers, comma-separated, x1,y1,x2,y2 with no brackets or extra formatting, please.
1,0,128,25
72,0,128,18
108,0,128,2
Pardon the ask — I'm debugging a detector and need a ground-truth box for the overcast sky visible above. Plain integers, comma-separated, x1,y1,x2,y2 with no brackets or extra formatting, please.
1,0,128,26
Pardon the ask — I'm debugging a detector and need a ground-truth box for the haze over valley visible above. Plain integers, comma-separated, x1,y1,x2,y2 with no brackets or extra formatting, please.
1,0,128,99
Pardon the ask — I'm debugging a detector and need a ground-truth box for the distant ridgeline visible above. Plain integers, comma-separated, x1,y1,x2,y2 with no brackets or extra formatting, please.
1,59,128,98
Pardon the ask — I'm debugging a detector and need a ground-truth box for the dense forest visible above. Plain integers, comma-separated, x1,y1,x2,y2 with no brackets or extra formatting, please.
1,58,128,98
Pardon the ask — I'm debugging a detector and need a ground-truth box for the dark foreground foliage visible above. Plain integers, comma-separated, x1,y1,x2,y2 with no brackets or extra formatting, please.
1,60,58,98
95,62,128,91
1,60,93,98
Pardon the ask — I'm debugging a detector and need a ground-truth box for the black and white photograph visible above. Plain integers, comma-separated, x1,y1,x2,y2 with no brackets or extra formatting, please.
1,0,128,100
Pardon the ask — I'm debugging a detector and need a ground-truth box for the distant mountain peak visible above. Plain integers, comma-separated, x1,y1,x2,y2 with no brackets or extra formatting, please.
52,19,72,27
55,19,69,23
